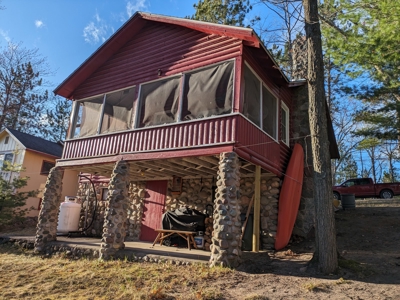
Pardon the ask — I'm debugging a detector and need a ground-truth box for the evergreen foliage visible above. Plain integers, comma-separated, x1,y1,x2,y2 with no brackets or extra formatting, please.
320,0,400,141
0,159,38,225
191,0,252,26
44,95,71,142
0,43,50,136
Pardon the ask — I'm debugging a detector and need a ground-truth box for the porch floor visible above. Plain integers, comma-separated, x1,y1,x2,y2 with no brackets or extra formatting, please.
1,235,211,263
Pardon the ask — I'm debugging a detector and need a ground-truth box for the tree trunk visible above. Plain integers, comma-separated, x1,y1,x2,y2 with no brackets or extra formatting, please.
303,0,338,274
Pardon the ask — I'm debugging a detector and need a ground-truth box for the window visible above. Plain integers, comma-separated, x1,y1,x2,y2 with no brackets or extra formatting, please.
243,65,261,126
243,64,279,139
0,153,14,170
262,86,277,139
40,160,55,175
181,60,234,121
72,96,104,138
4,136,9,144
68,60,236,137
281,103,289,145
137,77,180,128
101,87,135,134
70,86,136,138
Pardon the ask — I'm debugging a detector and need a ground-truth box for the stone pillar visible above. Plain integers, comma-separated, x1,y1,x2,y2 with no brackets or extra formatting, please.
210,152,242,268
292,84,315,237
126,182,146,241
34,166,64,253
99,161,130,260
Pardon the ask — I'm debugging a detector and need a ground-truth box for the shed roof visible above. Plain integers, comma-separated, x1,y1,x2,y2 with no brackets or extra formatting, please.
5,128,63,158
54,11,288,99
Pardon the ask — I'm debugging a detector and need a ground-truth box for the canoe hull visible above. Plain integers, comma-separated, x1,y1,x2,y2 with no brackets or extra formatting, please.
274,143,304,250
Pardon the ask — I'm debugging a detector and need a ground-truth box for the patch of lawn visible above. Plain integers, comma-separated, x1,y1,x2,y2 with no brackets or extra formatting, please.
0,244,230,300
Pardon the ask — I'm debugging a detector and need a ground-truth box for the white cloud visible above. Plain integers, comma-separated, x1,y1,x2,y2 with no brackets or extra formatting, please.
83,21,108,44
35,20,44,28
126,0,147,18
83,11,110,44
0,29,10,43
95,12,101,23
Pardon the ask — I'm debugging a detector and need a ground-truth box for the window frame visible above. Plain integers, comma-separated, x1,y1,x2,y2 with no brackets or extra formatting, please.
281,102,290,146
243,62,279,141
0,152,14,171
40,160,56,175
69,84,137,139
135,74,182,129
68,59,236,139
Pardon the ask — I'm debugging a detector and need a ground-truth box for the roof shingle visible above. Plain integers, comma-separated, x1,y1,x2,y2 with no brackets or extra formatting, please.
7,128,63,158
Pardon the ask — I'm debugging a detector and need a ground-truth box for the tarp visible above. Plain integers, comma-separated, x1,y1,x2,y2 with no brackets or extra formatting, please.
161,207,206,232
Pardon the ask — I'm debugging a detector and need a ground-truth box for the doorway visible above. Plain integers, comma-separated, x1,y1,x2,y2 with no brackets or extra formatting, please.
140,180,168,242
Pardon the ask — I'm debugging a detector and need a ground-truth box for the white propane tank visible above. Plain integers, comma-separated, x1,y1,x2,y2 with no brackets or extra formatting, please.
194,231,205,249
57,197,81,233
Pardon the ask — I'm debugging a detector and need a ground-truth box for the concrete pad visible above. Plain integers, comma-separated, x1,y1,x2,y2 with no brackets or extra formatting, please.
1,234,211,263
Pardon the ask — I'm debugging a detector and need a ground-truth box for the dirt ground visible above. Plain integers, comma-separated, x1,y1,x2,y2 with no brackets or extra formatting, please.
225,203,400,299
1,203,400,299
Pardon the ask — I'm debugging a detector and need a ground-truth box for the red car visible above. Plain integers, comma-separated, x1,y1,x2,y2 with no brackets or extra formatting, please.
333,178,400,199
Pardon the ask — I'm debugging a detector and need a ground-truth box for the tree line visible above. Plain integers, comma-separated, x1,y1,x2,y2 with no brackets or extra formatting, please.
0,43,70,142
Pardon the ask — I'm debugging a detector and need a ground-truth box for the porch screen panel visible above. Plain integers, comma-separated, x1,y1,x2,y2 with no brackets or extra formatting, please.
262,86,277,139
101,87,135,134
243,66,261,126
75,96,104,138
138,76,180,128
181,60,234,121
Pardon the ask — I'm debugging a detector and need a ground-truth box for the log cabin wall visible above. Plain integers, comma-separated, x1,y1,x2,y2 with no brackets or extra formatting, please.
72,22,242,100
241,47,292,173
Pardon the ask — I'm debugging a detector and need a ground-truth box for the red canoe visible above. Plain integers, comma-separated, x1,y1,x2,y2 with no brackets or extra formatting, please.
275,143,304,250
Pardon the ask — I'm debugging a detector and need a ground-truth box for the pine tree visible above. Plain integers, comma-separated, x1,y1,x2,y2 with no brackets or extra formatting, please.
191,0,251,26
0,160,38,225
303,0,338,274
44,95,71,142
320,0,400,141
0,43,50,134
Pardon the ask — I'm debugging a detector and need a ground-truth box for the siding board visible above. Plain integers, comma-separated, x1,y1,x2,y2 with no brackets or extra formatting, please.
73,23,242,99
62,114,289,176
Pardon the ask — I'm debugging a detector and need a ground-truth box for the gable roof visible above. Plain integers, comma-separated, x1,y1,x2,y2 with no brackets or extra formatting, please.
4,128,63,158
54,11,288,99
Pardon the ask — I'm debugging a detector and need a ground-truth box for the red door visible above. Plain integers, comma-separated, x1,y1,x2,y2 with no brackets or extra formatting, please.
140,180,168,242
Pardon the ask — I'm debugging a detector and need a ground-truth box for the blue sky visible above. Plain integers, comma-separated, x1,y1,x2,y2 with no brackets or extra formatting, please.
0,0,198,89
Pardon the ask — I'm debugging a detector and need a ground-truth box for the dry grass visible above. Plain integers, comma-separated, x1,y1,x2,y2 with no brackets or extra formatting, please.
0,244,230,300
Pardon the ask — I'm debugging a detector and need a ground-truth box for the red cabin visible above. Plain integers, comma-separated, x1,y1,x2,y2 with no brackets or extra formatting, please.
35,12,338,266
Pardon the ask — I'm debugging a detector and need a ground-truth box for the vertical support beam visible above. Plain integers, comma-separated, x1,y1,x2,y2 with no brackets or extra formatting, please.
210,152,242,268
252,165,261,252
34,166,64,253
234,52,243,113
100,160,130,260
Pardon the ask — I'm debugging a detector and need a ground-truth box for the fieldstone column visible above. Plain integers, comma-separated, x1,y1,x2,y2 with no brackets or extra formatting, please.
99,161,130,260
34,166,64,253
210,152,242,268
291,83,315,237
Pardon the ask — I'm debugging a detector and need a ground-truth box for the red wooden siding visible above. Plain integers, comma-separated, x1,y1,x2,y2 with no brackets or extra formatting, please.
235,115,281,173
140,180,168,242
62,115,237,160
62,114,291,176
73,22,242,100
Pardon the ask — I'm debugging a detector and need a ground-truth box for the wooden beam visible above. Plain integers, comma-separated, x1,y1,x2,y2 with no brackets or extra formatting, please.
169,159,213,177
182,157,217,170
198,155,219,165
154,160,203,177
252,165,261,252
